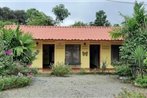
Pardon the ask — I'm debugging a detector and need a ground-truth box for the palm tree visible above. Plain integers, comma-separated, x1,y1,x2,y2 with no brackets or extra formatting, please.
1,25,36,64
133,46,146,79
110,1,146,40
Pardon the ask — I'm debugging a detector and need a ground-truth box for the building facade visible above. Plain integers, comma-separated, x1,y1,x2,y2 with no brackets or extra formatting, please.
7,25,123,69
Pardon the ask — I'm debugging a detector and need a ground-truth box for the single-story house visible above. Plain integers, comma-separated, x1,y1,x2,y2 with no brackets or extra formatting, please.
6,25,122,69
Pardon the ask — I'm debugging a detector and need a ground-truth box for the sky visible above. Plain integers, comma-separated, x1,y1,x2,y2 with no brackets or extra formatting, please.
0,0,146,26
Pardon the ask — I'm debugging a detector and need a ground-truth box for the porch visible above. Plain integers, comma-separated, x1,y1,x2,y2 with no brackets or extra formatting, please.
32,40,122,70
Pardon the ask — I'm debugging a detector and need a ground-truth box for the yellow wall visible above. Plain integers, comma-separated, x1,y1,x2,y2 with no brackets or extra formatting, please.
55,42,65,64
31,40,122,69
100,43,111,68
32,40,42,68
81,43,89,68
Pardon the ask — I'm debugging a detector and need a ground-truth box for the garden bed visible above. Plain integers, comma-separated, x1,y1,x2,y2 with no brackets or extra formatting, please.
0,76,32,91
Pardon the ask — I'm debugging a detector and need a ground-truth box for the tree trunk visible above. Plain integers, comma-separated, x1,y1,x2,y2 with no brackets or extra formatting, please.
141,68,144,79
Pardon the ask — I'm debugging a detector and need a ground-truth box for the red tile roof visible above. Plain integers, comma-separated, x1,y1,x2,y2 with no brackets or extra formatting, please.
5,25,122,41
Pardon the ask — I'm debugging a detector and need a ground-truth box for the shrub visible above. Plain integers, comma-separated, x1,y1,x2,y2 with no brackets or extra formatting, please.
0,63,38,76
15,64,38,76
0,76,32,90
115,66,132,77
132,46,146,79
1,26,37,65
0,50,14,76
101,60,107,73
29,68,38,75
115,88,146,98
51,63,71,76
111,60,123,67
134,75,147,88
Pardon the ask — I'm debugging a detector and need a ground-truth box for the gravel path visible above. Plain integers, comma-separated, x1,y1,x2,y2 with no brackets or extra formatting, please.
0,75,146,98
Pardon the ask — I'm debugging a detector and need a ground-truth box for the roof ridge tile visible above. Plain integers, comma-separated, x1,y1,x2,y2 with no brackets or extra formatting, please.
5,25,115,29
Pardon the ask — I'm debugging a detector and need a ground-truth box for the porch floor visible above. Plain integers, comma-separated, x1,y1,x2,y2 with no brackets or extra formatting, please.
38,68,115,74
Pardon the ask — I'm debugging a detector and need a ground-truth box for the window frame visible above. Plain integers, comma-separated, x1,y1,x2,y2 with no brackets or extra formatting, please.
111,45,121,63
65,44,81,65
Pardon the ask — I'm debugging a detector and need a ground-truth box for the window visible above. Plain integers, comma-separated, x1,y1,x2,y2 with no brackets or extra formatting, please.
111,45,121,62
65,45,80,65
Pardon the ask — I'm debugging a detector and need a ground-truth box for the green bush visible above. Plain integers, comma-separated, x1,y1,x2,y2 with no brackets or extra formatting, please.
111,60,123,66
16,65,38,76
0,76,32,90
29,67,38,75
115,66,132,76
115,88,146,98
0,63,38,76
134,76,147,88
51,63,71,76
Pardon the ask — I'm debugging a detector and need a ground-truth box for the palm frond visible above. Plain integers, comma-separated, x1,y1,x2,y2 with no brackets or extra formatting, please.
110,28,123,39
133,46,145,66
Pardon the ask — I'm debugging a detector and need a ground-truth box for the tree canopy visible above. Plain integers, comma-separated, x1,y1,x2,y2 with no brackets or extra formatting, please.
90,10,111,26
52,4,70,24
26,8,54,26
0,5,113,26
0,7,26,24
0,4,71,26
72,21,88,26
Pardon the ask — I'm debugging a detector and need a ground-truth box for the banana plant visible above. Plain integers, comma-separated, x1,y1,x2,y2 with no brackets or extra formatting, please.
133,46,146,79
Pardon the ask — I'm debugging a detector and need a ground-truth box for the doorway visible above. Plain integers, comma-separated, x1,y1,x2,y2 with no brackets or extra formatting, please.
43,44,54,68
90,45,100,69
